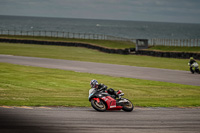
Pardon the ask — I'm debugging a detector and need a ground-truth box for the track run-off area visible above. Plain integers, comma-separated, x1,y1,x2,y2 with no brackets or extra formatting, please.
0,106,200,133
1,54,200,133
0,54,200,86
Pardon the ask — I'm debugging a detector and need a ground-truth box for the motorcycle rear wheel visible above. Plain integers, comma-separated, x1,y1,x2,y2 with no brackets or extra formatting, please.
91,99,106,112
122,99,134,112
195,68,200,74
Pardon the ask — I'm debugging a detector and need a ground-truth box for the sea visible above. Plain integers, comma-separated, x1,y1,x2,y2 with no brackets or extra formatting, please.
0,15,200,40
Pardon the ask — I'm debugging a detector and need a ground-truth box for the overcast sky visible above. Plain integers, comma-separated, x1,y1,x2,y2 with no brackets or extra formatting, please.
0,0,200,23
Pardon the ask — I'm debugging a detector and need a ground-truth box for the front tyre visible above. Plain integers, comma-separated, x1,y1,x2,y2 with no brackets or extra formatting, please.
190,67,195,74
91,99,106,112
122,99,134,112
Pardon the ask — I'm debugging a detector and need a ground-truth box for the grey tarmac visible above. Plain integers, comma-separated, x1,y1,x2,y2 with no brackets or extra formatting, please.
1,55,200,133
0,54,200,86
0,107,200,133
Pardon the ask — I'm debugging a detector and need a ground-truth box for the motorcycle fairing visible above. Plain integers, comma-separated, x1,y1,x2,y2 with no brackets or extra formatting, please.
89,89,123,110
101,96,122,110
92,98,100,103
89,91,110,101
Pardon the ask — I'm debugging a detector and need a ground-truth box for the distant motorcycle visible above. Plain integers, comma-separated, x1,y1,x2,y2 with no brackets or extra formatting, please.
89,88,134,112
188,62,200,74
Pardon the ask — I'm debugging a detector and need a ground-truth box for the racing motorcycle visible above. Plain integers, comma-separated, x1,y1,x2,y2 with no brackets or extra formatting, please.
188,62,200,74
88,88,134,112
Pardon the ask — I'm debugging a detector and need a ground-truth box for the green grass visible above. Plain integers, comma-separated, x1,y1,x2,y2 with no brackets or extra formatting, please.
0,62,200,107
0,42,193,71
149,46,200,53
0,35,135,49
1,35,200,53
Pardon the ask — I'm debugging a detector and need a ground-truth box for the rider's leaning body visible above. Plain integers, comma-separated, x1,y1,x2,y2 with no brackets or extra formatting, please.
89,79,118,98
188,57,197,73
188,57,196,66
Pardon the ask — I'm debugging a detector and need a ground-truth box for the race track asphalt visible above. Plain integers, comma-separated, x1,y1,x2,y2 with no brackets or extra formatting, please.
0,106,200,133
0,54,200,86
1,55,200,133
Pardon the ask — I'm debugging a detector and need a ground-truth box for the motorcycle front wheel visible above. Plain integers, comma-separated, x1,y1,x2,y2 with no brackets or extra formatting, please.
91,99,106,112
122,99,134,112
190,67,195,74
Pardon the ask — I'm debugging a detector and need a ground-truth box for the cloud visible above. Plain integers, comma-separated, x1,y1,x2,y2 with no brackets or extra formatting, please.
0,0,200,23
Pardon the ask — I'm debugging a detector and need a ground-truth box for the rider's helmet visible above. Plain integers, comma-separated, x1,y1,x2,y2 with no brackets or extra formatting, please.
190,57,194,60
90,79,99,88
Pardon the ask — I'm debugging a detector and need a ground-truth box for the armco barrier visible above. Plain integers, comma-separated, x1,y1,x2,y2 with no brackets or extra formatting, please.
0,38,199,60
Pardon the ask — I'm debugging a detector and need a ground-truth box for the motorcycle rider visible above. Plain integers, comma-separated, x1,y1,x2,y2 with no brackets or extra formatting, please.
188,57,197,73
89,79,119,99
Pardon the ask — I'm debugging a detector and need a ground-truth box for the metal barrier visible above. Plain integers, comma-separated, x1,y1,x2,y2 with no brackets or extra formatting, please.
0,30,132,42
1,30,199,47
149,38,200,47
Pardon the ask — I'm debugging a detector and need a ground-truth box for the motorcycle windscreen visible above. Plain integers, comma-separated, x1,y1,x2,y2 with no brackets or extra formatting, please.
88,88,96,99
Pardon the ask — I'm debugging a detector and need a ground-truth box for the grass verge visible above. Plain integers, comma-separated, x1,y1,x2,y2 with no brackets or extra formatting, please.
0,63,200,107
0,35,135,49
149,46,200,53
1,35,200,53
0,42,193,71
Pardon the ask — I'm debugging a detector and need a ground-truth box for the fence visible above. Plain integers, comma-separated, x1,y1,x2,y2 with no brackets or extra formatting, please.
1,30,200,47
149,38,200,47
0,30,132,42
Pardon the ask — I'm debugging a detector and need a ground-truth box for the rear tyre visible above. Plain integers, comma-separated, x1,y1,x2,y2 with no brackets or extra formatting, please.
122,99,134,112
91,99,106,112
195,68,200,74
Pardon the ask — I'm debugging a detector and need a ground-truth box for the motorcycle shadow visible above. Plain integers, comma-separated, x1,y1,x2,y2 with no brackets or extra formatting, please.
88,109,129,113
